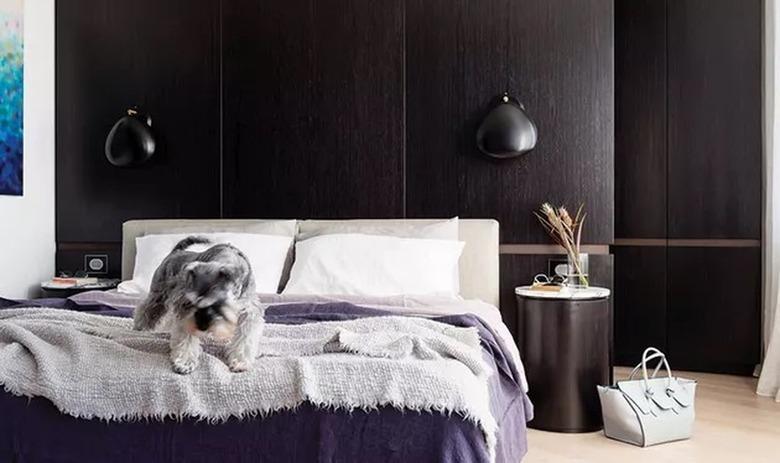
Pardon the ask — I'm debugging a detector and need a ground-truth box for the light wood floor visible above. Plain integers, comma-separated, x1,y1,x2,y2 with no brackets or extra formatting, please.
524,368,780,463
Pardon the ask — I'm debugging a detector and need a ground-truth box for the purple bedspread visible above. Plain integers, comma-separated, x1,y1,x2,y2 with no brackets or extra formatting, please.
0,297,531,463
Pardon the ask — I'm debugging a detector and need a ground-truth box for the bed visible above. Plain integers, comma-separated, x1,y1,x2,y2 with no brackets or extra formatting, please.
0,219,531,463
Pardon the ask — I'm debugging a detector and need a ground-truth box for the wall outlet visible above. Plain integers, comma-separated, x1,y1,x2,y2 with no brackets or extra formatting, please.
84,254,108,275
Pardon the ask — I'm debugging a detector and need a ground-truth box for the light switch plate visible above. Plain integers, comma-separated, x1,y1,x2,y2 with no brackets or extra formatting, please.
547,257,567,278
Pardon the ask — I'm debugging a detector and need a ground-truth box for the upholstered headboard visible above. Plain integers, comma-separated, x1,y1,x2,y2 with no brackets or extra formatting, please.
122,219,500,306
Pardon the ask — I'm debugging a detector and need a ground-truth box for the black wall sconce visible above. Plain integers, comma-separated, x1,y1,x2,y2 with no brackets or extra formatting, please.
476,93,537,159
105,108,156,167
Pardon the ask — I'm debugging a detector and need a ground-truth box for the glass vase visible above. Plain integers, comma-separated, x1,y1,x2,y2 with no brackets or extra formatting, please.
566,253,589,289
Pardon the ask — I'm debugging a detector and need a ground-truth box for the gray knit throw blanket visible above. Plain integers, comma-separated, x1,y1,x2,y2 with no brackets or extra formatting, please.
0,308,497,459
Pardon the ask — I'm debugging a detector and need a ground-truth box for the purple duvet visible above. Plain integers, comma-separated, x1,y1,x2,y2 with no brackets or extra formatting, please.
0,297,531,463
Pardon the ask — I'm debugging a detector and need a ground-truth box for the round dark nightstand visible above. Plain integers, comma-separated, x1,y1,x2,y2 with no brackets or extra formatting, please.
516,286,611,433
40,279,120,298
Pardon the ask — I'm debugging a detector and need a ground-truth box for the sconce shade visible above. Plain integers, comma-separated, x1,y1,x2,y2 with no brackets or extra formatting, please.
105,109,156,167
476,96,537,159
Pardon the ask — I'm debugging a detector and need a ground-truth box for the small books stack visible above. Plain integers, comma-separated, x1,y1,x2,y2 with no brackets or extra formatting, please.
44,277,100,289
530,282,563,292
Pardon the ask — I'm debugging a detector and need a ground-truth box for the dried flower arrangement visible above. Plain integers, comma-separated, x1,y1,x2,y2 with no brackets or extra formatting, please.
534,203,588,287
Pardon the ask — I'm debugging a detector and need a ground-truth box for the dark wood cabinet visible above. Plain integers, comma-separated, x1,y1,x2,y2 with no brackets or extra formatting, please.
613,246,667,366
615,0,667,239
613,0,762,374
667,0,762,240
500,253,613,341
667,247,761,374
518,293,611,433
222,0,405,219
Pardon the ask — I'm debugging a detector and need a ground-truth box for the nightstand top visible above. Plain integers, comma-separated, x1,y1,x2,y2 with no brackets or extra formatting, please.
41,278,120,291
515,286,610,300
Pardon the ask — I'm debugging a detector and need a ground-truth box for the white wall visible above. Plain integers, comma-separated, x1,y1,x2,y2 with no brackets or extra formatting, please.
0,0,55,298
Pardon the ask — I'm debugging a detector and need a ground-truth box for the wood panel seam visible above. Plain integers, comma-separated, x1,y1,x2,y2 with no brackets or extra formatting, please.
612,239,761,247
499,244,611,255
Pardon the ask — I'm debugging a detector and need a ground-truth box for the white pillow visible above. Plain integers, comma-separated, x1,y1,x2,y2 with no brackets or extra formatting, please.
282,234,465,297
296,217,460,291
296,217,458,240
118,233,293,295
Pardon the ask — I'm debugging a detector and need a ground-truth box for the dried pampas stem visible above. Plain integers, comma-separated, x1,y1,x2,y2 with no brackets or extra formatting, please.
535,202,589,287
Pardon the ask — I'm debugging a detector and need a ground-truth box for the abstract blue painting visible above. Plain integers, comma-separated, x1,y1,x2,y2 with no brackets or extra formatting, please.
0,0,22,196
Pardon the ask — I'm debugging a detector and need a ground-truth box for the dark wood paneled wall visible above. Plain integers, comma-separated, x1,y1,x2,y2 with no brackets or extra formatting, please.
222,0,405,219
613,0,762,374
56,0,615,288
405,0,614,244
56,0,222,243
55,0,762,375
58,0,614,239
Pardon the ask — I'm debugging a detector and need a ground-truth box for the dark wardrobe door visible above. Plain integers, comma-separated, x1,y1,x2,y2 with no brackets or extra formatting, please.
613,0,668,367
56,0,222,242
668,247,761,374
613,0,762,373
613,246,667,366
667,0,762,239
404,0,614,244
615,0,667,239
665,0,762,374
222,0,405,219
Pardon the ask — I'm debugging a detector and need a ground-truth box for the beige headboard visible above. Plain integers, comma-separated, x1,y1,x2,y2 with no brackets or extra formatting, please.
122,219,500,306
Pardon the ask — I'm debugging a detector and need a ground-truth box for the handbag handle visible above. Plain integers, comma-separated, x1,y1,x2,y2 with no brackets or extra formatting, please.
627,347,665,380
628,347,673,396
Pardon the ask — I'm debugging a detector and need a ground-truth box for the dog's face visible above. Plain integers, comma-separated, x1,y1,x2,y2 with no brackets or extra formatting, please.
181,262,240,339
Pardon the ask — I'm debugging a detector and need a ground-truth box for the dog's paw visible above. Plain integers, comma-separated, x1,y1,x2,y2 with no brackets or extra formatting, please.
172,357,199,375
228,358,250,373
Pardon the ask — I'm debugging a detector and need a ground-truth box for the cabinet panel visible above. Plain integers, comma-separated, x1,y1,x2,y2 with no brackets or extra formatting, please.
667,0,762,239
405,0,614,244
667,247,761,374
615,0,667,238
222,0,405,218
612,246,667,366
56,0,222,242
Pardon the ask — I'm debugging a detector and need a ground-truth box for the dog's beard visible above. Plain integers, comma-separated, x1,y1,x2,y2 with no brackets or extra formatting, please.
185,316,237,342
184,303,239,342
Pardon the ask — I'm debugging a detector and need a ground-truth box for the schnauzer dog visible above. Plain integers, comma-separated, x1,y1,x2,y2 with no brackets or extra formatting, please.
133,236,264,374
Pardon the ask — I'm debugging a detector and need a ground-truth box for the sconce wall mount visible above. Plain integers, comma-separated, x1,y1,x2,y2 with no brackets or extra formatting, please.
105,108,156,167
476,93,538,159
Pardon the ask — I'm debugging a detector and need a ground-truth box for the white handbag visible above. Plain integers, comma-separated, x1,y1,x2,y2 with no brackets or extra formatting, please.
597,347,697,447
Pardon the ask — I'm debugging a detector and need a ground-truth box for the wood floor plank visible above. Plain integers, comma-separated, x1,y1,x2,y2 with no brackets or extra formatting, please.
524,368,780,463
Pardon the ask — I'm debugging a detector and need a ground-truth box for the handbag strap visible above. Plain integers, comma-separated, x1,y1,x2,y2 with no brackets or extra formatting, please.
627,347,673,395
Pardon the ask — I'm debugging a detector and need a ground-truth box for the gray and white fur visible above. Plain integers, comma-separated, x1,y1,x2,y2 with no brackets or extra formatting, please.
133,236,265,374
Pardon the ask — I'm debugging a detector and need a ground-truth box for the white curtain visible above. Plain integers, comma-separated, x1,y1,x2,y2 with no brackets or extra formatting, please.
758,0,780,402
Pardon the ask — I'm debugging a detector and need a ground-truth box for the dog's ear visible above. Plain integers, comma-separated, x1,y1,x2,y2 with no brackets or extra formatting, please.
184,262,201,279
